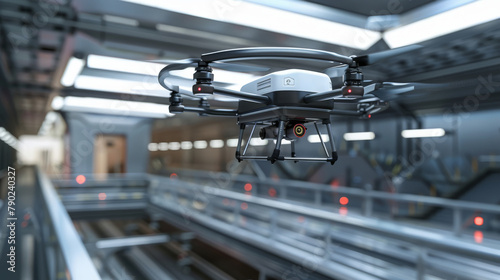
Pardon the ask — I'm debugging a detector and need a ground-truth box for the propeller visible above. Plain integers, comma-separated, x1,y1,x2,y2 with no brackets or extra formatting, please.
371,82,454,101
353,45,422,66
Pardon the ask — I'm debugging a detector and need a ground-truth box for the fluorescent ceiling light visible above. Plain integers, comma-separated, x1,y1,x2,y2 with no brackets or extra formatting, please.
168,142,181,150
51,96,65,110
193,140,208,149
181,141,193,150
123,0,381,50
250,138,268,146
308,134,330,143
384,0,500,48
401,128,445,138
148,143,158,151
0,127,19,150
226,138,239,147
88,54,257,89
54,96,174,118
103,15,139,26
87,55,165,76
343,132,375,141
158,142,168,151
61,57,85,87
210,139,224,148
74,75,167,97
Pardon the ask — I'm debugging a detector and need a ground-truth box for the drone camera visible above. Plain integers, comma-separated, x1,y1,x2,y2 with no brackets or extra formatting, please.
259,126,278,140
292,124,306,138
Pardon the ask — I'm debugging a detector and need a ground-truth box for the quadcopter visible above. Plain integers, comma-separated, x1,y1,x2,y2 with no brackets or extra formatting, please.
157,46,443,165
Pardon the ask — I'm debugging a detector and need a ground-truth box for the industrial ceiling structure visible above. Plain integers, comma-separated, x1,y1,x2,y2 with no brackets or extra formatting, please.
0,0,499,136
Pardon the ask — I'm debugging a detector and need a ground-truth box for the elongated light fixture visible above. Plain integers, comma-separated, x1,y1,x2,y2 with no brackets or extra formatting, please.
51,96,174,118
122,0,381,50
401,128,445,138
384,0,500,48
61,57,85,87
343,132,375,141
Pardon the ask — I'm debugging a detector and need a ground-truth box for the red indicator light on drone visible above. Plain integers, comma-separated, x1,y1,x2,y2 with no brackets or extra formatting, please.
474,216,484,226
368,114,372,119
197,87,201,91
348,89,352,93
76,175,86,184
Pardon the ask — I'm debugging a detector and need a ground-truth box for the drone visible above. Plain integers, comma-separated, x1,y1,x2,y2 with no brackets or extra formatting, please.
157,46,443,165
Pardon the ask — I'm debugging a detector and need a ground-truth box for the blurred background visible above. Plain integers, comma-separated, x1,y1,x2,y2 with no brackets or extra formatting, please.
1,0,500,279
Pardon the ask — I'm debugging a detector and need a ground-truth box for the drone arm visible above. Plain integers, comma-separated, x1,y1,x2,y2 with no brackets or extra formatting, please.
174,106,238,116
213,86,271,104
303,89,342,103
158,63,197,91
329,109,364,116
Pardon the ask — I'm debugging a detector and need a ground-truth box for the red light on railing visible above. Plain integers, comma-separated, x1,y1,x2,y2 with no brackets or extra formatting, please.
339,196,349,205
244,183,252,192
474,230,483,243
330,179,340,188
268,188,277,197
76,175,86,184
98,193,107,200
474,216,484,226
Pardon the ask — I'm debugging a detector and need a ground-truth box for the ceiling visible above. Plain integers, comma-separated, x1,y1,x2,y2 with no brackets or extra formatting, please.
0,0,499,136
303,0,437,16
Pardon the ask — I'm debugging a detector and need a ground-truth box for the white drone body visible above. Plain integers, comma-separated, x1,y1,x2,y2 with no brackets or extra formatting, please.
241,69,332,94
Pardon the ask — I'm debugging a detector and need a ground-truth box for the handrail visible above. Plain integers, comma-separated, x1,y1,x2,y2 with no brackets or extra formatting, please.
153,170,500,214
149,176,500,279
201,186,500,263
36,168,102,280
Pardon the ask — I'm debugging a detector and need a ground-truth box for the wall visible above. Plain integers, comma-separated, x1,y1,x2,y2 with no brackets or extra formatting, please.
65,112,152,174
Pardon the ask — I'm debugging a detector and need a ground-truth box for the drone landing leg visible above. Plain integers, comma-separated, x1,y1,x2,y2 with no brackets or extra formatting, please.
269,120,285,164
235,124,246,162
325,122,338,165
314,122,330,158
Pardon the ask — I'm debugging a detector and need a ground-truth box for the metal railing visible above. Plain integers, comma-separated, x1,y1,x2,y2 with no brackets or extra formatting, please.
35,168,101,280
158,168,500,236
149,174,500,280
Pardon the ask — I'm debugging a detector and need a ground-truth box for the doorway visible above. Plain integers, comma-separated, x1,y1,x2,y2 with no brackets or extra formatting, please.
94,134,127,174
